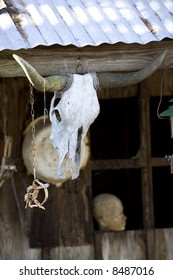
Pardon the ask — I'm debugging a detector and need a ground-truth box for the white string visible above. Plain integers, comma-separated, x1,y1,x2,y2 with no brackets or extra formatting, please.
30,84,37,180
157,67,169,119
43,79,48,125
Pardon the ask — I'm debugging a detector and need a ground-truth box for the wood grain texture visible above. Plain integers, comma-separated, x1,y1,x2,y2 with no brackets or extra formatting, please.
0,72,173,260
95,228,173,260
0,41,171,77
50,245,94,260
0,78,41,259
95,231,146,260
154,228,173,260
29,167,94,248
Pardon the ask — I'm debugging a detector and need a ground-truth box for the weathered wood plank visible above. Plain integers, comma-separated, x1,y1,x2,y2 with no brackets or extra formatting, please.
139,85,154,230
0,41,171,77
91,159,145,170
0,175,41,259
95,231,146,260
154,228,173,260
0,78,41,259
50,245,94,260
152,157,170,167
91,158,169,170
99,85,138,99
142,68,173,97
139,81,155,259
95,228,173,260
29,167,94,249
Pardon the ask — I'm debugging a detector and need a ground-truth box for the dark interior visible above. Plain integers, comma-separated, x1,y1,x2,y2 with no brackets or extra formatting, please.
91,96,173,230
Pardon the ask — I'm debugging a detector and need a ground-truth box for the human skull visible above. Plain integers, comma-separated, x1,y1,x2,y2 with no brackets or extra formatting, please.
49,73,100,180
93,193,126,231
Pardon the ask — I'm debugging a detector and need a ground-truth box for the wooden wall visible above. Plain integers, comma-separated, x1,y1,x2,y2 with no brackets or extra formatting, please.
0,77,41,259
0,77,94,259
95,228,173,260
0,70,173,259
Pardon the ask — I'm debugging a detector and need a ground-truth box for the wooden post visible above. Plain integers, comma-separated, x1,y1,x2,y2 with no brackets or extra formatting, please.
139,81,155,259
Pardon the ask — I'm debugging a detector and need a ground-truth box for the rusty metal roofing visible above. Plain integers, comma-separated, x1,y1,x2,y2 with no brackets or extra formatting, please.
0,0,173,51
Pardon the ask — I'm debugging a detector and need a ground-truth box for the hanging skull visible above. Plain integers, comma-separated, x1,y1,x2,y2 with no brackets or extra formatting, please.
93,193,127,231
49,73,100,179
13,52,167,180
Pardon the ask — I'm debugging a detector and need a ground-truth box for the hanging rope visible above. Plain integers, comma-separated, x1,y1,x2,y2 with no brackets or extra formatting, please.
29,84,37,180
24,84,49,210
157,67,169,119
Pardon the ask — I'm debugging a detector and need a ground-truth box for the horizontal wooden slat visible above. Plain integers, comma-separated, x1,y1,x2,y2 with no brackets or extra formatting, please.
95,231,146,260
91,157,169,170
95,228,173,260
0,41,172,77
50,245,94,260
91,159,145,170
152,157,170,167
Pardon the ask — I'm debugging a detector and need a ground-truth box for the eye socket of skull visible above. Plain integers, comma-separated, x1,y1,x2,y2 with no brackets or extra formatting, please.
54,109,61,122
51,97,62,122
93,193,126,231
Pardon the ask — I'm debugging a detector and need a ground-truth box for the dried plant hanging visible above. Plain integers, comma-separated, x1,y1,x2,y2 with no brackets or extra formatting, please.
0,84,16,188
24,84,49,210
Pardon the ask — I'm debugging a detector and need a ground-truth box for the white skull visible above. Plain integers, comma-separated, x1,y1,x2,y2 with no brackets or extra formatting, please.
49,73,100,179
93,193,126,231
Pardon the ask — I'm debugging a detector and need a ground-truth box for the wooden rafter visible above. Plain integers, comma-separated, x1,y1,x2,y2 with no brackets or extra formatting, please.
0,41,172,78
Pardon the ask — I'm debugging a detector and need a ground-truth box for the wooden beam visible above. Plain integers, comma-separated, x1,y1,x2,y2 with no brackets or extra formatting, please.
139,81,155,260
91,159,145,170
139,91,154,230
91,157,169,170
0,40,172,77
152,157,170,167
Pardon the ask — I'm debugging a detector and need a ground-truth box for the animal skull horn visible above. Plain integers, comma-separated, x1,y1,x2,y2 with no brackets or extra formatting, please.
13,54,70,92
98,49,167,88
13,50,167,91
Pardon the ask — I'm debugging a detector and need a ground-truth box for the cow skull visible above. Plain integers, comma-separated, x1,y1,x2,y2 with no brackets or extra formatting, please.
13,51,166,180
49,73,99,179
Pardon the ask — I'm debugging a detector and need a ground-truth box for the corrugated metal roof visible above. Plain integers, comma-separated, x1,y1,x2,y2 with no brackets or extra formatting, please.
0,0,173,51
